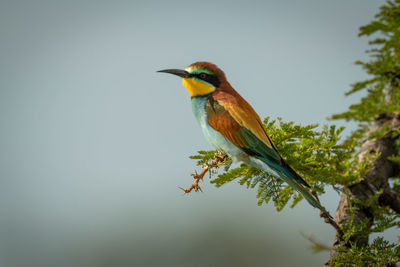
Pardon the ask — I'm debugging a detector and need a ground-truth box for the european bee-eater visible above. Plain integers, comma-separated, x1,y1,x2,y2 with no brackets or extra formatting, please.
158,62,329,215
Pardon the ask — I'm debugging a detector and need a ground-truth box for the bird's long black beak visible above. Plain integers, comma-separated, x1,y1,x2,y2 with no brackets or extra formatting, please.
157,69,191,78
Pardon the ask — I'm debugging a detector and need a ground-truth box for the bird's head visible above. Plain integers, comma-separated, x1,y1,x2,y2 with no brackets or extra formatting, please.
158,62,226,97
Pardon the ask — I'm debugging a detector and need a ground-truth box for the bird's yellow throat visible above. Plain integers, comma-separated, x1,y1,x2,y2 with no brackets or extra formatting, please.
182,78,215,97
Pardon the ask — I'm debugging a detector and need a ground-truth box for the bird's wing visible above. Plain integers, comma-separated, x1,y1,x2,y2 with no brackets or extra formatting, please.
206,91,280,161
206,91,310,187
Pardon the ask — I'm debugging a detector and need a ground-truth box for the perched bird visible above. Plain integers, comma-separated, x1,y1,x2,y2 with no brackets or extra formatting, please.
158,62,329,215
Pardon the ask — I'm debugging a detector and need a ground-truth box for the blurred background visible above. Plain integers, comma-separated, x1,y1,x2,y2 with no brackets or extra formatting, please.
0,0,385,266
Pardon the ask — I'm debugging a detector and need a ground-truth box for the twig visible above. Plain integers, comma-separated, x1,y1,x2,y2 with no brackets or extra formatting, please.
179,152,227,194
301,232,332,252
312,190,343,238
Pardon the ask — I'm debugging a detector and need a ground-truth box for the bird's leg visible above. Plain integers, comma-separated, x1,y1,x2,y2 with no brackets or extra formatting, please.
179,152,227,195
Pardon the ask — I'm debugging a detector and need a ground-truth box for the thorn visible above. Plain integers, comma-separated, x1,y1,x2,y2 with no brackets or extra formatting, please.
178,186,188,195
195,185,203,193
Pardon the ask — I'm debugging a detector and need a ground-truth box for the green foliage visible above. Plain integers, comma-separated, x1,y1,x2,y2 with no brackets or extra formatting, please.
190,117,369,210
331,0,400,122
388,130,400,173
331,237,400,266
328,189,400,265
328,1,400,265
339,189,399,241
189,1,400,264
393,178,400,194
189,150,216,165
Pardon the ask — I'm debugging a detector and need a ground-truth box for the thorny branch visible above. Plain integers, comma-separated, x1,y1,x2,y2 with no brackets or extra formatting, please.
179,152,227,194
181,152,344,238
312,191,343,237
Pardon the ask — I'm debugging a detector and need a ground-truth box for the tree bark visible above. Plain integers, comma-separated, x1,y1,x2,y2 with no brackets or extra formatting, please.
325,113,400,266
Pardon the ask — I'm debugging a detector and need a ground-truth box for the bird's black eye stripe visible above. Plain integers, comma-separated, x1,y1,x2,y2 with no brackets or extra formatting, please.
195,73,208,79
195,73,221,87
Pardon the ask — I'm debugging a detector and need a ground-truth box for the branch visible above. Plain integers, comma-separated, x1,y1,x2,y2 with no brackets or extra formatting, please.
326,113,400,266
312,191,343,237
179,152,227,194
380,186,400,214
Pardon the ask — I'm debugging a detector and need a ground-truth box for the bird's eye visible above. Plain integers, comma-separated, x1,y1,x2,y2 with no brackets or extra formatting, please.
199,73,207,79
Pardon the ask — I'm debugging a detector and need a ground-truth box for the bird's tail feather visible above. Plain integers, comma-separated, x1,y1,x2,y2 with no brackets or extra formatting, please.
252,158,332,218
278,173,332,218
247,157,332,219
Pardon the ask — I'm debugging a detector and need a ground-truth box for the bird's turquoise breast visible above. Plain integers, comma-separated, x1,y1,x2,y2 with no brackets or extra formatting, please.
191,96,243,158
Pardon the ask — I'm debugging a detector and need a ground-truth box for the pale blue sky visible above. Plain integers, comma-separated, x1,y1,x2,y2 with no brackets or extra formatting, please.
0,1,385,266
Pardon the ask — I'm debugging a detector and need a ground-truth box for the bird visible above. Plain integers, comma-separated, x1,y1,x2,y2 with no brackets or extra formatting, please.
158,61,330,216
